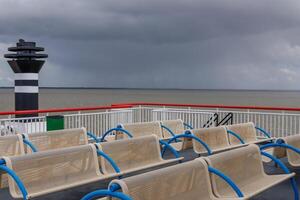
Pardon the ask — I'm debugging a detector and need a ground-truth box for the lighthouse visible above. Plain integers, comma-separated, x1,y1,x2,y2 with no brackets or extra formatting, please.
4,39,48,117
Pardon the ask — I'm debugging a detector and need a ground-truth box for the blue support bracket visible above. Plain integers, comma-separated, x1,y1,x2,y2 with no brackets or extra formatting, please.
161,125,181,143
261,151,299,200
109,183,121,191
0,159,28,200
208,166,244,198
22,137,38,153
162,132,212,156
87,131,100,143
227,130,245,144
100,128,133,142
260,143,300,155
80,190,132,200
255,126,271,138
159,140,180,159
81,183,131,200
161,125,177,138
96,150,120,173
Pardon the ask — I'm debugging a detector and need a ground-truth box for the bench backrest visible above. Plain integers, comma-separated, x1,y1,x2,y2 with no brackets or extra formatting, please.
160,119,184,138
204,144,264,197
98,135,163,174
26,128,88,153
0,135,24,156
282,135,300,166
0,135,25,188
192,126,230,153
120,122,163,139
3,144,101,198
110,158,216,200
226,122,257,145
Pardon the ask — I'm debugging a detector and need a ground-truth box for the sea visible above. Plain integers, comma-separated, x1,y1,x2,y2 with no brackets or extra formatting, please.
1,88,300,111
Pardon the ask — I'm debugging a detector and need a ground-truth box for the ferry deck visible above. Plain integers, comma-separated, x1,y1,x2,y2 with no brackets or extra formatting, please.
1,102,300,200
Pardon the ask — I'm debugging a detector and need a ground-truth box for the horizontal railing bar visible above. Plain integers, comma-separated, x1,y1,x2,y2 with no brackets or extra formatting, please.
0,105,133,116
152,110,215,115
64,110,133,117
112,102,300,112
3,102,300,117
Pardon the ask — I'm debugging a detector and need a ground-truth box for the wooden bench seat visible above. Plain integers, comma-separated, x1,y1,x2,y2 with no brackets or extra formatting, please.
204,144,294,199
3,144,118,199
226,122,273,145
97,135,182,175
192,126,246,155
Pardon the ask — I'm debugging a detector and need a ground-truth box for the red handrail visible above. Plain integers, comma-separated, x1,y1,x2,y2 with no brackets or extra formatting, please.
111,102,300,112
0,105,133,116
2,102,300,116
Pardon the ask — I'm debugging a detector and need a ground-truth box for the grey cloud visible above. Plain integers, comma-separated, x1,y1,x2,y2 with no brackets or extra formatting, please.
1,0,300,89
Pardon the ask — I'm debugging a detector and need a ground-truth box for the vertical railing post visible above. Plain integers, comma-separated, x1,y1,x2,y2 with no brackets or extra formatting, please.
247,109,250,123
281,111,285,137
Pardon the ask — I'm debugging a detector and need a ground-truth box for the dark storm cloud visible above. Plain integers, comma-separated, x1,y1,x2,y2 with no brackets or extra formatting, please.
1,0,300,89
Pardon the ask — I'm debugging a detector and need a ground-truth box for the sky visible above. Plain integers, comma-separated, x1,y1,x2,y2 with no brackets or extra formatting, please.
1,0,300,90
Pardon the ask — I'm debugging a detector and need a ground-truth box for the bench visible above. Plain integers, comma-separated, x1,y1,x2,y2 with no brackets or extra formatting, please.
161,119,193,151
24,127,89,153
101,120,193,151
226,122,273,145
1,144,120,199
278,135,300,167
204,144,295,199
82,144,298,200
266,135,300,167
191,126,246,155
97,135,183,175
82,158,243,200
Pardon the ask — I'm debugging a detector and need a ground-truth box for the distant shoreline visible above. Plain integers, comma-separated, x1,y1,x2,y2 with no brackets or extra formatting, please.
0,87,300,92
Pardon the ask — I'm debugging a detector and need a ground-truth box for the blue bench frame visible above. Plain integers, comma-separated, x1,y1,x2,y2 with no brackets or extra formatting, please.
260,142,300,200
87,131,100,143
81,165,244,200
161,130,212,156
82,145,299,200
100,128,133,142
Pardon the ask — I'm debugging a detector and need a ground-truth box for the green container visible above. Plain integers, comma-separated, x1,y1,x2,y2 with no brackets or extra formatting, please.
46,115,64,131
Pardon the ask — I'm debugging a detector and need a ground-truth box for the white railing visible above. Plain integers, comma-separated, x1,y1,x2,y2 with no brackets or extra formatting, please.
0,109,134,137
0,116,46,136
64,109,133,137
1,105,300,138
213,110,300,138
131,106,159,123
152,108,215,129
0,107,162,137
153,107,300,138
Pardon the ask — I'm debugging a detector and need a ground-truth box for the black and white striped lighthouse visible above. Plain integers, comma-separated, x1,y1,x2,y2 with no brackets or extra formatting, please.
4,39,48,117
